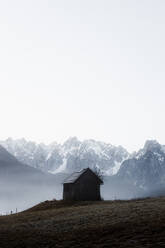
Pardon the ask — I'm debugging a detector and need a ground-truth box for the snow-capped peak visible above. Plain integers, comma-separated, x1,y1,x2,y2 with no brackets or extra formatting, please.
133,140,165,160
144,140,162,153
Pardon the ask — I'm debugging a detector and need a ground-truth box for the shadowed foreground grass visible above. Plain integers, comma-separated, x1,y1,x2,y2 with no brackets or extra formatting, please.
0,197,165,247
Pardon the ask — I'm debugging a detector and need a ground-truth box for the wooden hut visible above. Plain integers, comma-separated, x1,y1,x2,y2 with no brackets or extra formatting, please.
63,168,103,201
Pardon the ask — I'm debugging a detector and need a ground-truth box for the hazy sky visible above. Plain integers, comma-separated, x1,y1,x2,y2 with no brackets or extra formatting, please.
0,0,165,152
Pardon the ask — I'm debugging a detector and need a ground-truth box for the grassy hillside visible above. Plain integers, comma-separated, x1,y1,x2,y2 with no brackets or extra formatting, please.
0,197,165,247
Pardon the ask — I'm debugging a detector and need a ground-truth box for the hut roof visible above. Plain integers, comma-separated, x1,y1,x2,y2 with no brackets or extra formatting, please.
63,168,103,184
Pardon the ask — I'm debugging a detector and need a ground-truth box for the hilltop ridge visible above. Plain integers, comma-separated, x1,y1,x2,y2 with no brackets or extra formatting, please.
0,197,165,247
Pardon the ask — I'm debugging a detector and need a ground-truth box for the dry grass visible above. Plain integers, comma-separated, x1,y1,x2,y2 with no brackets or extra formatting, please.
0,197,165,247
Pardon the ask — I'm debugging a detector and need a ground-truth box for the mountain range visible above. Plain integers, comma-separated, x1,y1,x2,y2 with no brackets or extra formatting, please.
1,137,165,210
0,137,129,175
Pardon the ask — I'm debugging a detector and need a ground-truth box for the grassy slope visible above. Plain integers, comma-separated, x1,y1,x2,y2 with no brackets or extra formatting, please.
0,198,165,247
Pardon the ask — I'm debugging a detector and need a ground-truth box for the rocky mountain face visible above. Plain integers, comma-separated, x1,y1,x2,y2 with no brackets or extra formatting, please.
117,140,165,194
0,137,129,176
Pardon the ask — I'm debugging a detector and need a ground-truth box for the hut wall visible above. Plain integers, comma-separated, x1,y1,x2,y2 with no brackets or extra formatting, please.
73,171,101,201
63,169,102,201
63,183,75,200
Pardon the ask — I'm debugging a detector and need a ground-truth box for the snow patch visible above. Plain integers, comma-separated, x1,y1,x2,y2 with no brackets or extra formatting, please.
50,158,67,174
112,161,122,175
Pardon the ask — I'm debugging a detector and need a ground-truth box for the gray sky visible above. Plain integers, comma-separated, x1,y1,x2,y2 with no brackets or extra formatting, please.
0,0,165,152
